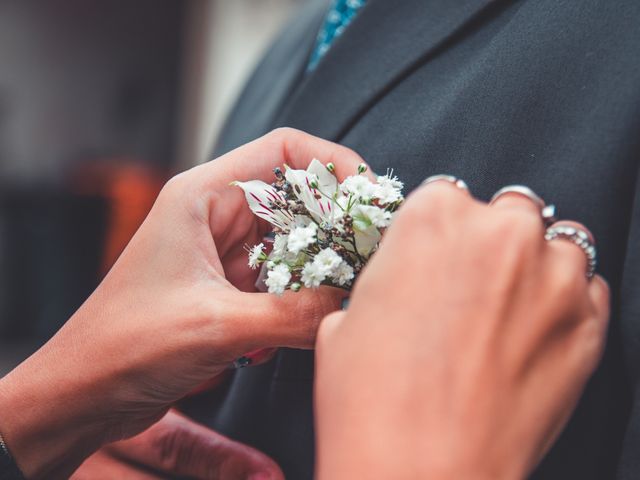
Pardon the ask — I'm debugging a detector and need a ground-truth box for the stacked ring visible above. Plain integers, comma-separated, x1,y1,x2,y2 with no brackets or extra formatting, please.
544,225,597,279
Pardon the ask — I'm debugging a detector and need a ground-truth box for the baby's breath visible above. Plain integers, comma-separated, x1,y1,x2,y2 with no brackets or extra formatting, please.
234,159,404,295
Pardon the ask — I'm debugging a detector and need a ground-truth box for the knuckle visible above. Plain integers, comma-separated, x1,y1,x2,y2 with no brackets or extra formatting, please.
549,261,585,307
488,210,542,247
507,209,542,237
293,291,331,345
422,183,462,208
401,185,460,225
592,275,611,310
152,424,192,473
267,126,300,142
315,313,340,356
161,172,190,199
571,317,607,373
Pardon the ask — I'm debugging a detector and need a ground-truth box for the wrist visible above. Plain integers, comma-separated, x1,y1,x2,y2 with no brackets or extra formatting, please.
316,437,527,480
0,349,109,479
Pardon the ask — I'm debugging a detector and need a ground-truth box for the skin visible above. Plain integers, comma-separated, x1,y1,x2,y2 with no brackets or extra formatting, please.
315,180,610,480
0,129,608,479
0,128,364,479
72,410,280,480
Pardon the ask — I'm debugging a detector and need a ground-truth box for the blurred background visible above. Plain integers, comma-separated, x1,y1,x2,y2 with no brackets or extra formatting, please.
0,0,307,374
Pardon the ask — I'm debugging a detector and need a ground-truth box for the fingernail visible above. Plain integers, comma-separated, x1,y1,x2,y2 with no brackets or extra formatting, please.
232,356,252,369
341,297,350,310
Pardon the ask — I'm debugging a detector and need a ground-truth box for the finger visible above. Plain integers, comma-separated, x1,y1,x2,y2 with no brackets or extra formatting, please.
397,174,473,228
232,286,348,351
72,450,163,480
107,410,284,480
219,128,369,183
545,220,596,280
316,311,347,356
489,185,546,218
588,274,611,335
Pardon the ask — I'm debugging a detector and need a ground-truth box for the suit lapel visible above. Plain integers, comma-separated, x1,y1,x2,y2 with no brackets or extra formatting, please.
274,0,505,141
213,0,329,156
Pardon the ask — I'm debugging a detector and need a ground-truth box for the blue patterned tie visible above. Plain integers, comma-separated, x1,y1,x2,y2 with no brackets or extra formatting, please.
307,0,368,72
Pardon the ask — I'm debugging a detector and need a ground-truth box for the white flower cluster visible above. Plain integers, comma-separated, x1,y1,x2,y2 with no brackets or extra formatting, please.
234,160,404,295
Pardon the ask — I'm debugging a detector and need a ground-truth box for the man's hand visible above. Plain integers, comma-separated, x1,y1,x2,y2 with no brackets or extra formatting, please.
315,179,610,480
72,410,283,480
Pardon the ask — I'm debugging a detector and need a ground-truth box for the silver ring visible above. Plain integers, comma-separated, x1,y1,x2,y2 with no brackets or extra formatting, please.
422,174,469,191
490,185,557,226
545,225,597,279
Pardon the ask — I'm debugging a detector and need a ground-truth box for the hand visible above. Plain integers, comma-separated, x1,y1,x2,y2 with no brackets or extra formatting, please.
72,410,283,480
0,128,364,479
315,179,610,480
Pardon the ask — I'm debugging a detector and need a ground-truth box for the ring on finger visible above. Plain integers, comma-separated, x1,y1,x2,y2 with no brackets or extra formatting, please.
422,174,469,191
545,225,597,279
490,185,557,226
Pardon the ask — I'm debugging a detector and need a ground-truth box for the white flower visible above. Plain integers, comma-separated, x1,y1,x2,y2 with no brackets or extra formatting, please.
354,225,382,256
353,204,393,229
301,261,326,288
377,172,404,190
265,264,291,295
285,159,341,225
287,223,318,254
233,180,294,230
333,262,355,286
248,243,265,269
341,175,377,201
313,248,343,274
374,174,404,204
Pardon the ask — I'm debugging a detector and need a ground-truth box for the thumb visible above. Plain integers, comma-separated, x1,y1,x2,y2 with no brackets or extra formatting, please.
234,286,349,351
106,410,284,480
316,310,348,359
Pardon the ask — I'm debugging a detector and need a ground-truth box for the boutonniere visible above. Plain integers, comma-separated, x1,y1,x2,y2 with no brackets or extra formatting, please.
234,160,404,294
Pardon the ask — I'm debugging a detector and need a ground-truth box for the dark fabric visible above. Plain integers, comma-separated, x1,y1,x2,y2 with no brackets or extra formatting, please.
0,440,25,480
190,1,640,478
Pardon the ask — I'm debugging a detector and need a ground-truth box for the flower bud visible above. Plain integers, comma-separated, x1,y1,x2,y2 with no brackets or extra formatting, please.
326,162,336,173
358,163,368,174
291,282,302,292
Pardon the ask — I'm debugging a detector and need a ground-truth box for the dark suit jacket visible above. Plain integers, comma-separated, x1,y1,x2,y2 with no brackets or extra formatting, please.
190,1,640,478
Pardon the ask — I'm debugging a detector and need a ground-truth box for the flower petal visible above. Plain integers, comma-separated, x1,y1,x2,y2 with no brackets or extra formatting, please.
233,180,292,229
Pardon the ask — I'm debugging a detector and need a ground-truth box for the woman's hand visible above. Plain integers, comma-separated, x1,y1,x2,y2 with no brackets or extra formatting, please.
0,128,363,479
315,179,610,480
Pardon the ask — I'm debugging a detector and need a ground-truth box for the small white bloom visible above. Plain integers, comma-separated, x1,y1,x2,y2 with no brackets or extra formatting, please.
313,248,343,275
333,262,355,286
373,172,404,205
374,184,403,204
353,204,393,229
377,173,404,191
341,175,377,201
265,264,291,295
301,261,326,288
248,243,265,269
287,223,318,254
